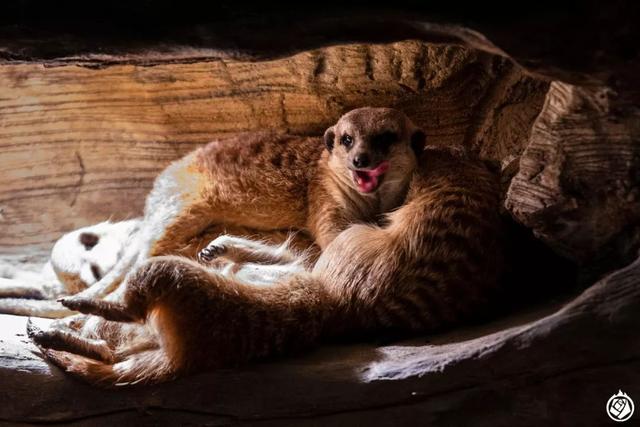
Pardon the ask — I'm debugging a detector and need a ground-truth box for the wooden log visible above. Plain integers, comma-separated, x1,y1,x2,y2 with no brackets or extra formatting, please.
1,254,638,426
0,41,547,254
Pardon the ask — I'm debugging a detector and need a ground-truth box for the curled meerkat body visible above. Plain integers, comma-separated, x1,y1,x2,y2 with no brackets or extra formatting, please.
30,107,428,380
32,110,504,386
8,107,416,316
62,107,423,302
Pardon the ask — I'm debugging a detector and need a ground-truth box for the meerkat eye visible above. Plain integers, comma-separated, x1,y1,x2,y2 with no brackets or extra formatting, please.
340,134,353,148
371,131,398,151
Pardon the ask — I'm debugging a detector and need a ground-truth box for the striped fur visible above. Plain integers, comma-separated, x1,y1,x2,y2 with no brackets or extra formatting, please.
30,108,504,385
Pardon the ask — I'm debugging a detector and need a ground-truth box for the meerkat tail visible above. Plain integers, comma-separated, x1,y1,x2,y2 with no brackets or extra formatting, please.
43,348,175,386
0,298,75,318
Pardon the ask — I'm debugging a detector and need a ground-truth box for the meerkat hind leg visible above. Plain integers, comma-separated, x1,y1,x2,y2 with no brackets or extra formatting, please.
27,319,115,363
59,297,139,322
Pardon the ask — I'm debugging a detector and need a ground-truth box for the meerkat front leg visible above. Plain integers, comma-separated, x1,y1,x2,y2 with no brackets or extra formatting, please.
57,297,139,322
198,235,301,265
30,318,158,365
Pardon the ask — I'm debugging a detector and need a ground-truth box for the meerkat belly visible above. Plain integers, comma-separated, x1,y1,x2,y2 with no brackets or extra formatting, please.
226,262,307,287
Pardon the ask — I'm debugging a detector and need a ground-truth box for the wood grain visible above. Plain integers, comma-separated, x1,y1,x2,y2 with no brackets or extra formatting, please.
0,41,547,254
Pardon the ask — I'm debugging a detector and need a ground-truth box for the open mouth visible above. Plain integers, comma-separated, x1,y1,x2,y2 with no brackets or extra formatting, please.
352,161,390,193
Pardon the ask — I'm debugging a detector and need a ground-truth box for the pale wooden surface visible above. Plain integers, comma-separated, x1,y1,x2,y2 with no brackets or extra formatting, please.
0,255,638,426
0,41,547,254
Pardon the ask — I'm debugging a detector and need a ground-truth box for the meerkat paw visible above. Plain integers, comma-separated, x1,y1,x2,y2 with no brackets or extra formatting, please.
200,234,298,265
26,318,45,342
58,296,96,313
197,242,227,263
28,321,116,363
27,319,72,354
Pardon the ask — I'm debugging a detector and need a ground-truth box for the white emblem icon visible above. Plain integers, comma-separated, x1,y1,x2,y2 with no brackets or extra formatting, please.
607,390,634,422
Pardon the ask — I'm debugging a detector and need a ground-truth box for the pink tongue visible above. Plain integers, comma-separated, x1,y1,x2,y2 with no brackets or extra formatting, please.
355,173,378,192
368,161,390,177
354,161,389,193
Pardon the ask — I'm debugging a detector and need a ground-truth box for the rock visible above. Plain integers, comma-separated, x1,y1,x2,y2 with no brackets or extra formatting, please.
0,2,638,102
506,82,640,271
0,41,546,253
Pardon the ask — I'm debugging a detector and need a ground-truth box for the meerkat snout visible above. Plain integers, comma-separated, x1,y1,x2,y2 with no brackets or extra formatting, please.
324,107,426,193
352,152,370,169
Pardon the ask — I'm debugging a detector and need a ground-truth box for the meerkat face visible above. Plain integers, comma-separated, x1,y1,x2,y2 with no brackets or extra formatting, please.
324,107,426,193
50,219,140,292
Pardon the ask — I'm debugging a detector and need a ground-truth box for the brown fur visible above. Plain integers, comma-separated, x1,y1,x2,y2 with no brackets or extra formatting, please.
31,108,504,386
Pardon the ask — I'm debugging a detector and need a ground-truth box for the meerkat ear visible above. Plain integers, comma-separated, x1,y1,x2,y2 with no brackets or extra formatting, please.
410,130,426,157
323,126,335,152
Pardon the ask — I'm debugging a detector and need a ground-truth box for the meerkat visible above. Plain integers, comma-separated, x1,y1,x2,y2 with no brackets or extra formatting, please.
0,218,312,318
58,107,425,305
31,116,504,386
0,219,140,318
27,234,310,375
28,107,427,376
6,107,416,317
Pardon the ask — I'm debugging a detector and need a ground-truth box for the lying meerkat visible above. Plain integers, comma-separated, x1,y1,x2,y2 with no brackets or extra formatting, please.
31,111,505,386
0,219,140,318
27,234,309,377
0,218,314,318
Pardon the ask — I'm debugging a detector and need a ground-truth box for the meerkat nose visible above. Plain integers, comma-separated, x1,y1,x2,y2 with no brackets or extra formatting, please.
352,153,370,169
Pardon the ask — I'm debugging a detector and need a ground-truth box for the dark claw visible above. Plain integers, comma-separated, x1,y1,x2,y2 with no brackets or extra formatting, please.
26,319,52,348
26,318,41,339
59,297,91,312
57,297,72,307
198,244,225,263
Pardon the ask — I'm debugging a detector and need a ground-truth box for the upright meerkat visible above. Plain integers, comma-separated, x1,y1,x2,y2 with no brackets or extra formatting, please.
32,109,505,386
